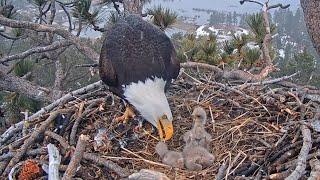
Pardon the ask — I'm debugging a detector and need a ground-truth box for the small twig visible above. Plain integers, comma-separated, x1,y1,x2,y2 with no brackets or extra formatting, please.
274,132,288,147
75,63,98,68
209,105,215,132
62,134,89,180
47,143,61,180
121,147,170,168
256,137,272,148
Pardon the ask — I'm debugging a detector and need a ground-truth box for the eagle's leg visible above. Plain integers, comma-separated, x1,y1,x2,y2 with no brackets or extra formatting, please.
115,105,136,123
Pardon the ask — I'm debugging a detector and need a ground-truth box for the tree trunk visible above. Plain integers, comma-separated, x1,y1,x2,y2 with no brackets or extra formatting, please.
300,0,320,56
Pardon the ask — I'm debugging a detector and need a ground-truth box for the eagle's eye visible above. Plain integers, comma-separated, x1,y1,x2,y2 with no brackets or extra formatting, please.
161,114,168,119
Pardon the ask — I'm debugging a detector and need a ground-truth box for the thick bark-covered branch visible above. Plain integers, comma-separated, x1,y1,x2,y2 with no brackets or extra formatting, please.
300,0,320,56
285,124,312,180
0,40,71,64
181,62,275,81
0,66,56,102
0,15,99,62
62,134,89,180
261,1,274,67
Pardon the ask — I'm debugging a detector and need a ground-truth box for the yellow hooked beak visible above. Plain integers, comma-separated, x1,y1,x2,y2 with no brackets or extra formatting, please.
156,115,174,141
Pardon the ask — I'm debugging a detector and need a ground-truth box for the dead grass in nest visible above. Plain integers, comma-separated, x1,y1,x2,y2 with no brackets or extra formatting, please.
1,70,320,179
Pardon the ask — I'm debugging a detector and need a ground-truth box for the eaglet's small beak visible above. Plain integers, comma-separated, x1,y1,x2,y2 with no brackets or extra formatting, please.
156,115,173,141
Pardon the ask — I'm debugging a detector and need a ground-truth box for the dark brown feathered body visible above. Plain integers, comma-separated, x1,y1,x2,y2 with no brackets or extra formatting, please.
99,14,180,98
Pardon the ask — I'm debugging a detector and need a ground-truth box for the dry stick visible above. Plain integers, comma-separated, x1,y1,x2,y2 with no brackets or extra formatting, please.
269,141,304,163
0,148,46,161
235,72,299,89
285,124,312,180
0,81,104,146
2,110,66,175
268,169,293,180
45,131,72,150
0,40,72,64
62,134,89,180
83,153,130,178
44,131,129,178
308,158,320,180
276,151,320,172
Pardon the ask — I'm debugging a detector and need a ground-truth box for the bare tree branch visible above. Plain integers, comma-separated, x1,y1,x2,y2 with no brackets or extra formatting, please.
0,32,26,40
58,2,73,32
0,40,72,64
0,15,100,62
268,3,290,10
239,0,263,6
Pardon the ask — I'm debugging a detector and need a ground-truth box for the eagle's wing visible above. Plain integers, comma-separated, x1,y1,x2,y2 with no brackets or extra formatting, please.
124,15,180,81
169,49,180,80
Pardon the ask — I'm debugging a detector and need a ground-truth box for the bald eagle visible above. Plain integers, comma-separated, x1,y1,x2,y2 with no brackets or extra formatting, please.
99,15,180,140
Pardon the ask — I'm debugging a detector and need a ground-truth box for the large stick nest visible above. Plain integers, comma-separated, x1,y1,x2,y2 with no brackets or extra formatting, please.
0,69,320,179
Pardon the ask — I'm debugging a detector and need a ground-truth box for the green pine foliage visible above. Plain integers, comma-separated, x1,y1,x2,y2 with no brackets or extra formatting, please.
147,6,177,31
13,59,33,77
72,0,100,26
246,13,276,47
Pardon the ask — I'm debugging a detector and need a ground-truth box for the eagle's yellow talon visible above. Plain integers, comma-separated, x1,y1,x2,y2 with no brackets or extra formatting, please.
115,106,136,123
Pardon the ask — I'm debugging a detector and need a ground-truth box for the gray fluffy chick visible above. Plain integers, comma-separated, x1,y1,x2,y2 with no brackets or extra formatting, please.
155,142,184,168
183,145,215,171
183,106,212,150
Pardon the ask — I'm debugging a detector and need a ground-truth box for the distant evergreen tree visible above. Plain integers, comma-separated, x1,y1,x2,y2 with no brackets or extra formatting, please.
227,12,232,25
233,11,237,25
239,13,248,28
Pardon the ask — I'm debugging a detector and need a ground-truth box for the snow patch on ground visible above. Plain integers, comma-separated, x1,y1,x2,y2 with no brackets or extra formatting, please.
279,49,285,58
196,25,210,37
196,24,250,42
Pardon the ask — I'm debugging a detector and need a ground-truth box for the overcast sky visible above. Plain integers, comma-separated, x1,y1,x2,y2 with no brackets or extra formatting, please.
146,0,300,13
